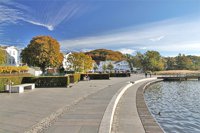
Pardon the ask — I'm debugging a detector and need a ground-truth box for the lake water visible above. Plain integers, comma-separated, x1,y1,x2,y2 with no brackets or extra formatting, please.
144,81,200,133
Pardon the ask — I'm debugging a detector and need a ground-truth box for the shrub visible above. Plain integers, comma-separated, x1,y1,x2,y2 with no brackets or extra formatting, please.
0,66,29,74
0,73,32,77
80,74,110,80
109,73,131,77
22,76,69,88
0,76,23,91
69,74,81,83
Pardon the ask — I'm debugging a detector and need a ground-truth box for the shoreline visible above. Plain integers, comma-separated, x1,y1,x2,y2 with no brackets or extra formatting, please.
136,79,164,133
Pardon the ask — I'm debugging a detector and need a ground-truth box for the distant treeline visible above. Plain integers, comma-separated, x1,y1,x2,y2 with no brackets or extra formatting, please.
125,51,200,71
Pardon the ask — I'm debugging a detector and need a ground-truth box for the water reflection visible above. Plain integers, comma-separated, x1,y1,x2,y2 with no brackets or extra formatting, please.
145,81,200,133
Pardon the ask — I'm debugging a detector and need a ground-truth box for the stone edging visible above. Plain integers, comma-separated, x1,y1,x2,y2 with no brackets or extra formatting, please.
136,79,164,133
98,78,157,133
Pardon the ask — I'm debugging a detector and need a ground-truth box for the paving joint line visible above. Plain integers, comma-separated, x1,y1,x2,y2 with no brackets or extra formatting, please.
24,83,117,133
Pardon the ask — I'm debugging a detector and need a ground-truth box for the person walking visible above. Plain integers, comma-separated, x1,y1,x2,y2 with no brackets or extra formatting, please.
145,72,147,78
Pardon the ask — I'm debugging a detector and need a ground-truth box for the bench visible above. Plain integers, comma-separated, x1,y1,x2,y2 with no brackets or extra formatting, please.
11,83,35,93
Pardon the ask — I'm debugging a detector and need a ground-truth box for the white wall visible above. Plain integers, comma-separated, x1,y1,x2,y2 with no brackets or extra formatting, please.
5,46,20,66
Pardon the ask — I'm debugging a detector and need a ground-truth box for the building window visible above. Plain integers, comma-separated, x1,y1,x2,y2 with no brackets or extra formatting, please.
13,51,15,55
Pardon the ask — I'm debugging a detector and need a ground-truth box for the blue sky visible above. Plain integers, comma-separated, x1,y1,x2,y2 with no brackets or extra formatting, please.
0,0,200,56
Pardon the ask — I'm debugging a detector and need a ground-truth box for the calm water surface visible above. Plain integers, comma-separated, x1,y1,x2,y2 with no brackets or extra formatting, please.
144,81,200,133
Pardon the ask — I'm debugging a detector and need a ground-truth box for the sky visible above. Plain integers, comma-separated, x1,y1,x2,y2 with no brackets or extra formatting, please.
0,0,200,56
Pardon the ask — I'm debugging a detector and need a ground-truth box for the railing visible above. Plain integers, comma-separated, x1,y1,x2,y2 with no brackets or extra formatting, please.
157,73,200,78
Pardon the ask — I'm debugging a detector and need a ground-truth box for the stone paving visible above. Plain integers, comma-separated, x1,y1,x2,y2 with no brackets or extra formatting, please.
0,74,144,133
111,79,164,133
111,80,153,133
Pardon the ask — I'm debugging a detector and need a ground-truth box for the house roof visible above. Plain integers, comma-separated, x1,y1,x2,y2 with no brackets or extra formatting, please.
114,60,127,64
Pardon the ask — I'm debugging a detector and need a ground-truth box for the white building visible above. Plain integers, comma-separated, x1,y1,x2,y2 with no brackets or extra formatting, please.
62,52,72,70
114,60,131,71
97,60,131,72
0,46,21,66
98,60,116,72
28,67,42,76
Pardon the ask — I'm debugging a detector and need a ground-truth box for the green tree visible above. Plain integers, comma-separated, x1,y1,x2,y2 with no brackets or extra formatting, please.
107,62,114,72
21,36,64,73
187,55,200,70
176,54,193,70
67,52,94,72
124,54,133,71
93,63,98,72
144,51,165,71
131,52,144,69
102,64,107,73
0,48,7,65
165,57,176,70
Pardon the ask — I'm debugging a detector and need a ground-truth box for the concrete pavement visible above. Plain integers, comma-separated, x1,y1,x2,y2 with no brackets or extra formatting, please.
0,74,144,133
111,79,163,133
111,80,152,133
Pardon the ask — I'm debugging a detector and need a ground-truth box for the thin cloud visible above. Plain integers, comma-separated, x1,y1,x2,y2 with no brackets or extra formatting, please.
150,35,165,42
0,0,90,31
118,48,136,55
60,17,200,55
23,20,54,31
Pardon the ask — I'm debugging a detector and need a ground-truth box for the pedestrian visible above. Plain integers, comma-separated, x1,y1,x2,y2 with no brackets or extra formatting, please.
145,72,147,78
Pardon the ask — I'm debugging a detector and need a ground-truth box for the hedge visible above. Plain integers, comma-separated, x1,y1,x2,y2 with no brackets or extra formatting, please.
0,76,23,91
0,66,29,74
22,76,70,88
109,73,131,77
69,74,81,83
0,73,32,77
80,74,110,80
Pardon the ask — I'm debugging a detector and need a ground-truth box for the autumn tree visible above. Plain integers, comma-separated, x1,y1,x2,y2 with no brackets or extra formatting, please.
0,48,8,65
67,52,94,72
21,36,63,73
85,49,125,63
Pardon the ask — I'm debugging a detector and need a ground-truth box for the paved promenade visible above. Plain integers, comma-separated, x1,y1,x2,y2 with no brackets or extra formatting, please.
0,74,145,133
111,80,156,133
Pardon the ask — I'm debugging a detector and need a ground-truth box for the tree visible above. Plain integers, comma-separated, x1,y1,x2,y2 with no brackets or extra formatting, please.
143,51,165,71
165,57,176,70
124,54,133,71
131,52,144,68
102,64,107,73
67,52,94,72
0,48,8,65
93,63,98,72
107,62,114,72
176,54,193,70
21,36,63,73
85,49,125,62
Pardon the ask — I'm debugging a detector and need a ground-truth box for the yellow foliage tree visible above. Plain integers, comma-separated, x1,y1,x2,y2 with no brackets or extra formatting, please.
67,52,94,72
0,48,7,65
21,36,63,73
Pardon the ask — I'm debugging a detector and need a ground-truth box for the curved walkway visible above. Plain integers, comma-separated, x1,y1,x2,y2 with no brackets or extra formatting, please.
0,74,143,133
111,79,164,133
